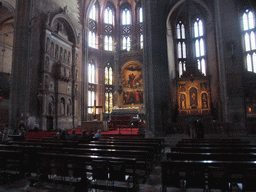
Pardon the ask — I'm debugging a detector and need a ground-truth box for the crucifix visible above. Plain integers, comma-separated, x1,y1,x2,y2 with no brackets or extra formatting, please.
88,100,103,120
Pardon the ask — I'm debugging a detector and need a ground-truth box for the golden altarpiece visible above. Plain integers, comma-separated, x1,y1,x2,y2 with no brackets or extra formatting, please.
177,69,211,116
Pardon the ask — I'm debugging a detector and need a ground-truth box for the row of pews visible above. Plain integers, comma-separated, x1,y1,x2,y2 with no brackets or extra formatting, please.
0,137,164,191
161,138,256,192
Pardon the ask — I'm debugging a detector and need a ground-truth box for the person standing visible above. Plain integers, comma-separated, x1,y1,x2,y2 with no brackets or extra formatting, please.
188,116,198,139
70,129,78,141
197,121,204,139
80,129,89,143
2,124,9,142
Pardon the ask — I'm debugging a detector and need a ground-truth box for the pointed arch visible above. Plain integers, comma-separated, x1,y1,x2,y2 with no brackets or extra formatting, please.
50,13,78,44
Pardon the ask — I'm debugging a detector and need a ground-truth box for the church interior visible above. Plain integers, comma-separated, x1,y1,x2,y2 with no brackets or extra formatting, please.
1,0,256,191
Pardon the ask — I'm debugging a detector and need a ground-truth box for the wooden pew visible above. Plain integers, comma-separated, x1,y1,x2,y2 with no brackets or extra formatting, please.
0,150,25,177
167,151,256,161
176,140,250,147
161,159,256,192
0,147,140,191
107,138,165,149
90,140,161,161
32,152,140,191
171,146,256,153
0,141,154,183
163,139,256,191
179,138,241,143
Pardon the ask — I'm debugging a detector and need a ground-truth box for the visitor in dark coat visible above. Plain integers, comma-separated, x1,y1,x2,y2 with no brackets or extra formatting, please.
70,129,78,141
197,121,204,139
87,130,94,141
80,129,89,143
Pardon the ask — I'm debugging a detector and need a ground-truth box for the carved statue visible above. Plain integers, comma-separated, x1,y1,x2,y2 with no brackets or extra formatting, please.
202,93,208,109
180,94,186,110
190,87,198,108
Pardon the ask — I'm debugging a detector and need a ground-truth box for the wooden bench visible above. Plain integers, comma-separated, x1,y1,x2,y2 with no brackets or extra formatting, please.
171,146,256,153
162,139,256,191
29,152,139,191
179,138,241,143
161,159,256,192
90,140,162,161
100,137,165,157
25,131,56,141
0,146,140,191
0,150,25,178
1,140,155,184
167,151,256,161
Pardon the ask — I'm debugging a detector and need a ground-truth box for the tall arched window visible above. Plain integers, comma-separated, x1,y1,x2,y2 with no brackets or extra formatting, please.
105,63,113,85
104,6,113,24
175,18,206,76
173,2,208,78
241,9,256,72
88,85,96,114
88,60,96,114
104,35,113,51
104,5,114,51
122,8,131,25
138,6,143,49
193,18,206,75
105,63,113,113
88,60,96,84
121,6,132,51
176,21,186,77
88,4,98,48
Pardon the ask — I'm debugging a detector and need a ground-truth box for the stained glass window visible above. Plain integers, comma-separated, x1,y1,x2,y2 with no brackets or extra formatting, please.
105,63,113,85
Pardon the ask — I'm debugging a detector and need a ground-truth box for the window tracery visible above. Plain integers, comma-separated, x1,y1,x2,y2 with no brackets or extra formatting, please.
104,5,114,51
121,6,132,51
88,3,98,49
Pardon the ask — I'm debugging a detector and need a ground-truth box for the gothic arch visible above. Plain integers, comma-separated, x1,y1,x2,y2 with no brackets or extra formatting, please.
166,0,213,79
49,13,78,45
122,60,143,70
0,1,15,16
0,1,15,74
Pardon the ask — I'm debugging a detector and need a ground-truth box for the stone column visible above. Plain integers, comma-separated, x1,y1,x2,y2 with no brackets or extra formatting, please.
10,0,34,129
143,0,171,136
